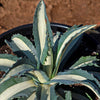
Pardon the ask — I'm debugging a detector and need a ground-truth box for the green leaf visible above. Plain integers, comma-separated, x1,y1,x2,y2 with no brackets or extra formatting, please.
53,25,96,77
70,56,99,69
0,77,36,100
65,91,72,100
0,54,18,72
5,34,37,65
85,93,93,100
33,0,53,67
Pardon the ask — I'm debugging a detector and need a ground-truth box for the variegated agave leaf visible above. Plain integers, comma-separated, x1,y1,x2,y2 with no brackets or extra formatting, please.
33,0,53,77
49,69,100,99
36,84,57,100
0,58,35,84
70,56,100,81
33,0,53,69
70,56,99,69
52,25,96,77
0,77,37,100
0,54,18,72
5,34,37,66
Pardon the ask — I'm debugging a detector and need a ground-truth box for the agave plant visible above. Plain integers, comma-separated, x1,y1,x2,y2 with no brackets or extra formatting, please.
0,0,100,100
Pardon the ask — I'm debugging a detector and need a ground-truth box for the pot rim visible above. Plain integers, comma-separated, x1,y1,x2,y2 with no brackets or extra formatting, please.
0,23,70,39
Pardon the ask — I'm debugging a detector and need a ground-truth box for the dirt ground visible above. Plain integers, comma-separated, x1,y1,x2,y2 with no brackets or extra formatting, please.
0,0,100,35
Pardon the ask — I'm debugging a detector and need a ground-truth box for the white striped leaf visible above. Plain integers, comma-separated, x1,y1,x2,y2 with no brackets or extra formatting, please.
43,46,53,78
10,87,36,100
53,25,96,77
50,69,100,99
5,34,37,65
53,32,61,63
40,84,57,100
33,0,53,67
0,54,18,72
51,75,100,99
0,77,36,100
70,56,99,69
58,69,100,88
33,70,49,83
82,81,100,99
0,60,34,84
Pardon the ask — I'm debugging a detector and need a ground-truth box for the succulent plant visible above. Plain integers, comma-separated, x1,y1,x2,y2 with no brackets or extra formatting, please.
0,0,100,100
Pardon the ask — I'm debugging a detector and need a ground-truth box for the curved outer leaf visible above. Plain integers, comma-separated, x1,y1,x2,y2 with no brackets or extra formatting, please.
53,25,96,77
5,34,37,66
0,77,36,100
82,81,100,99
10,87,36,100
0,58,35,84
0,54,18,72
50,69,100,99
58,69,100,88
33,0,53,68
70,56,99,69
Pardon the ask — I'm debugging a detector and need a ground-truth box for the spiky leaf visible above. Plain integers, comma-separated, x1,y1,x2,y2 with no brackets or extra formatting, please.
33,0,53,67
0,54,18,72
53,25,96,77
5,34,37,65
0,58,35,84
70,56,99,69
50,69,100,99
0,77,36,100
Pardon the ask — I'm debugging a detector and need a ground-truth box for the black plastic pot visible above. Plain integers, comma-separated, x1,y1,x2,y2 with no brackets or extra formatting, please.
0,23,98,71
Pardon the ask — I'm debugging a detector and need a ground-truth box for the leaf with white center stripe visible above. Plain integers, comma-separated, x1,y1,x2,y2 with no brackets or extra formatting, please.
10,87,36,100
0,54,18,72
0,58,35,84
50,69,100,99
5,34,37,66
82,80,100,99
40,84,57,100
70,56,99,69
33,70,49,83
33,0,53,67
53,25,96,77
58,69,100,88
0,77,36,100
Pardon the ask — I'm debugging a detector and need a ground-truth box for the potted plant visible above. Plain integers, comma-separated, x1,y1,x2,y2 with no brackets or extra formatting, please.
0,0,100,100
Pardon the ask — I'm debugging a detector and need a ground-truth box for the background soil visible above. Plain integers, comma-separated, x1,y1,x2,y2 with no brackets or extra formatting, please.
0,0,100,42
0,0,100,33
